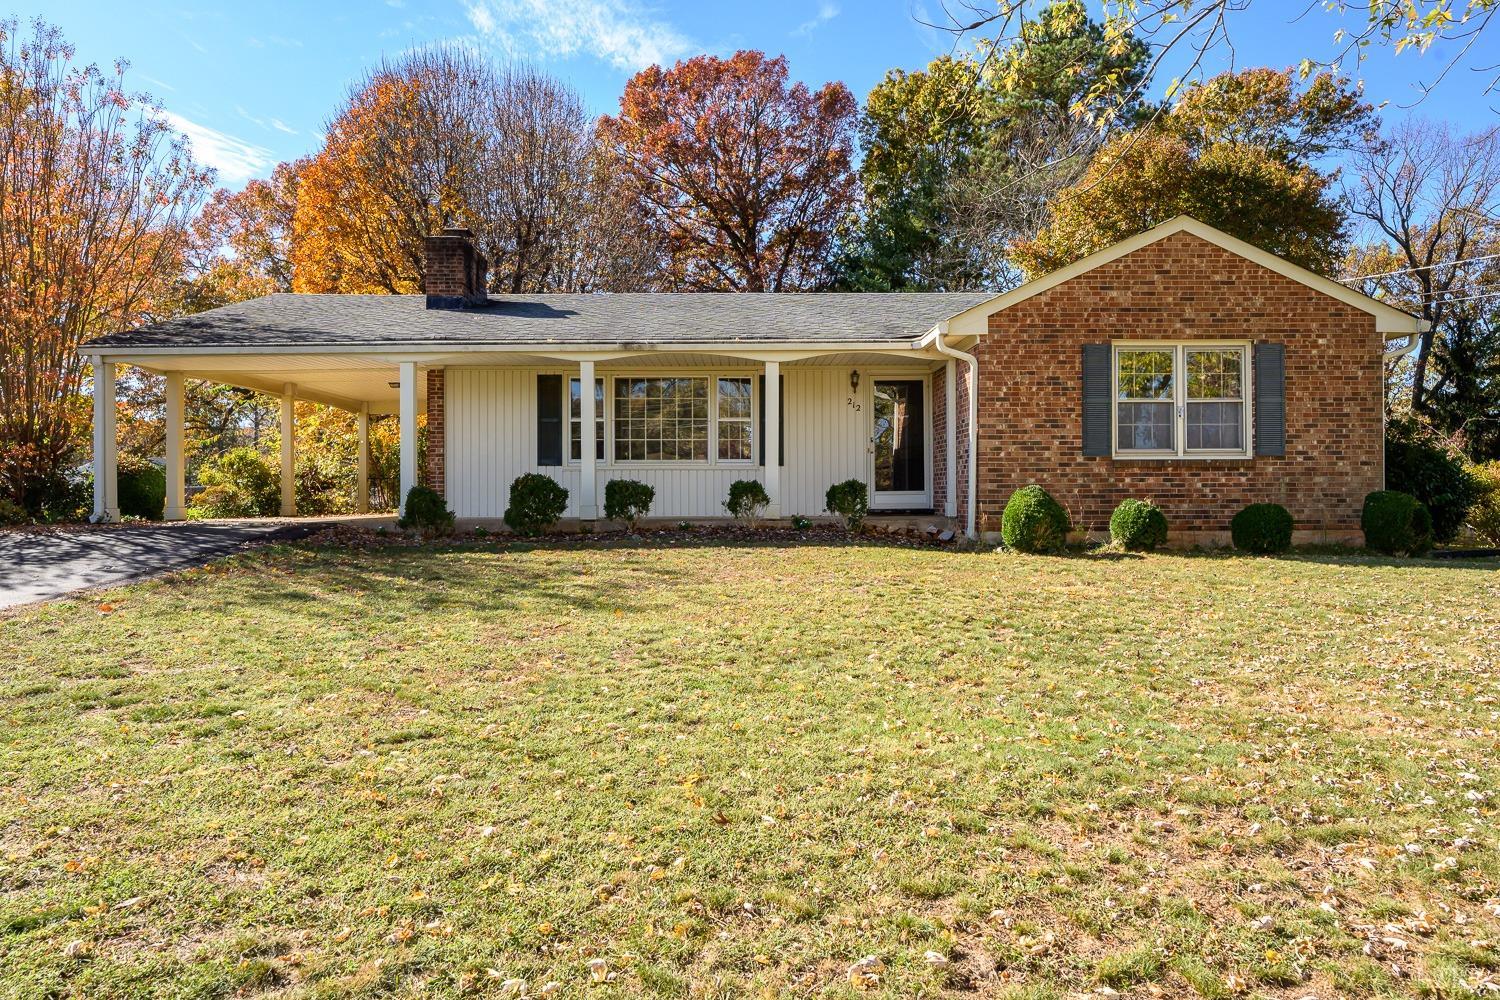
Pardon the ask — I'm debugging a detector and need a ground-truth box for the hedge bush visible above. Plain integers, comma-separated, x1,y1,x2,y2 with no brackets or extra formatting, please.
1230,502,1293,554
191,448,280,518
725,479,770,524
1001,485,1069,553
1385,422,1480,542
1468,461,1500,546
0,497,28,526
604,478,654,530
399,485,455,535
504,473,568,536
1361,490,1434,555
824,479,869,532
118,459,166,520
1109,498,1168,551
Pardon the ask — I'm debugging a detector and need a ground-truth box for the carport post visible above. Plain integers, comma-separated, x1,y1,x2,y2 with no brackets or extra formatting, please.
764,360,780,519
398,362,417,517
280,384,296,517
90,355,119,523
356,403,370,514
164,372,186,521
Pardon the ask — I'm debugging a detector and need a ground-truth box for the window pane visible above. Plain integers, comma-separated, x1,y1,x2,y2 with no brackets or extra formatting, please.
1187,350,1242,399
1117,350,1174,400
1186,401,1244,451
613,376,708,461
569,378,604,461
1117,401,1173,451
718,377,752,419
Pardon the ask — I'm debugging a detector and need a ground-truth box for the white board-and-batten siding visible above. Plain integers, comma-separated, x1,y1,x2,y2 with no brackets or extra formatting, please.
443,366,890,519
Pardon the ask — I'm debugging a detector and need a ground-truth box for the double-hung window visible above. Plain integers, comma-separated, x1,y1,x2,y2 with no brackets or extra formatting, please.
568,377,604,461
716,377,753,461
1113,344,1250,458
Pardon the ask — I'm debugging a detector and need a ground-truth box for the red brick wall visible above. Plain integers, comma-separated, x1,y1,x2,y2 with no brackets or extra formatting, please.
955,362,971,527
422,230,488,307
932,365,947,514
977,231,1384,540
425,368,445,499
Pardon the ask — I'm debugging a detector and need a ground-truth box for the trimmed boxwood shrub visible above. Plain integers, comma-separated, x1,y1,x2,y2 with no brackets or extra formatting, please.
824,479,869,532
1230,502,1293,554
504,473,568,536
725,479,770,524
604,478,654,530
117,458,166,520
1109,498,1168,551
399,485,455,534
1001,485,1069,553
1361,490,1433,555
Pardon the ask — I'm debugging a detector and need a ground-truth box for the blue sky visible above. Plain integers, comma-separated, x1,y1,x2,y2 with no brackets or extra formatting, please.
14,0,1500,187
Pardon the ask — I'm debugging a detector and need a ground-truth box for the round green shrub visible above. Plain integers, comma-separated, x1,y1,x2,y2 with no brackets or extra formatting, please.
1109,498,1168,551
117,459,166,520
400,485,455,535
824,479,869,532
1361,490,1434,555
192,447,279,518
1385,422,1480,542
1230,502,1294,554
0,496,28,526
724,479,770,523
1468,461,1500,546
503,473,568,536
1001,485,1069,553
603,478,654,530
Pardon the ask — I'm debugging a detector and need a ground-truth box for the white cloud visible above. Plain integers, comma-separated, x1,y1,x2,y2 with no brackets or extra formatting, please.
462,0,692,71
793,1,840,37
269,118,298,135
160,111,274,185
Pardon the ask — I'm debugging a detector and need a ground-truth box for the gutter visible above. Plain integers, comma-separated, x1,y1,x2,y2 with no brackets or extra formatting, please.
917,321,978,540
1383,327,1425,361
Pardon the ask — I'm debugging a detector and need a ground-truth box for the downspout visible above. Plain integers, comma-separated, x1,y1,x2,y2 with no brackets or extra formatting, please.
923,321,979,541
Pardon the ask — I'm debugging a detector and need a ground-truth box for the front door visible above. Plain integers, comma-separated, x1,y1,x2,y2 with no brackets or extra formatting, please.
870,378,930,510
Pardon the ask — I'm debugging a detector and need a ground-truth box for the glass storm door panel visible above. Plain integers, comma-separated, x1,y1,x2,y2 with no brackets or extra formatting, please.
872,379,926,496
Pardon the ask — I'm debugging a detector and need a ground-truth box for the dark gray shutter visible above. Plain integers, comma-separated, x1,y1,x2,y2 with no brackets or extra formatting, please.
757,374,785,467
1081,344,1111,456
1253,343,1285,456
536,373,563,466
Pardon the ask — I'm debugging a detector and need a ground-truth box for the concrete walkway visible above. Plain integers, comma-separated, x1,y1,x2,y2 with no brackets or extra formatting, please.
0,520,345,610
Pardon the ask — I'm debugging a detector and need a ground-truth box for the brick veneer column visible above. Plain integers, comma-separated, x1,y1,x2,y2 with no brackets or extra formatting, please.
425,368,445,499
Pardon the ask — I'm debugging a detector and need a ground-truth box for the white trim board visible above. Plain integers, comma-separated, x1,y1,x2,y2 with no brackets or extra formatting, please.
935,216,1426,339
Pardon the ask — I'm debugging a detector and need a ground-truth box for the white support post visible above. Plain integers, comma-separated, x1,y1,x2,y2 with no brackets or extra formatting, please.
944,359,957,519
280,384,296,517
91,356,119,522
398,362,417,516
164,371,186,521
356,403,370,514
764,360,781,519
579,360,597,520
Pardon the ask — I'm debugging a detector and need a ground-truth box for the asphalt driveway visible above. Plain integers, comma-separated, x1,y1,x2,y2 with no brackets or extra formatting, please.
0,521,331,609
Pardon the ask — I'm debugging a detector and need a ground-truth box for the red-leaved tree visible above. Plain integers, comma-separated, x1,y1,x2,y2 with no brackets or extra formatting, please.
598,50,858,291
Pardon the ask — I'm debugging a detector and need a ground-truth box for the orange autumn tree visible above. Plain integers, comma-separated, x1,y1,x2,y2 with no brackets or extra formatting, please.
0,18,210,515
598,51,858,291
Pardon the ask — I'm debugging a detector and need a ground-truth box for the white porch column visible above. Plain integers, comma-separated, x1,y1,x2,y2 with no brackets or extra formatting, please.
163,371,186,521
398,361,417,516
944,359,957,519
356,403,370,514
90,356,119,522
279,384,296,517
764,360,781,519
579,360,598,519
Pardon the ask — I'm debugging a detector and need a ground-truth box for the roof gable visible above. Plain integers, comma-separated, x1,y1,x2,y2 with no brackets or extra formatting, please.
940,216,1424,338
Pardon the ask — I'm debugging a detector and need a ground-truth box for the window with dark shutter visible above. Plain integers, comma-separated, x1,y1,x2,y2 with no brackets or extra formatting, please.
1253,343,1285,456
1081,344,1111,456
536,373,563,466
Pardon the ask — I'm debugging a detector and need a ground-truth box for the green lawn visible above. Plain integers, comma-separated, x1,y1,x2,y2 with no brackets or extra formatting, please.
2,537,1498,999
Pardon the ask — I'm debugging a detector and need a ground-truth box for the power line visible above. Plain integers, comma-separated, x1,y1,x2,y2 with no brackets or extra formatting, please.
1339,251,1500,283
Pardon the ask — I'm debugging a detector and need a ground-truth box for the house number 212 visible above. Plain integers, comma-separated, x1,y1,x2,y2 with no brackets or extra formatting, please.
846,396,861,412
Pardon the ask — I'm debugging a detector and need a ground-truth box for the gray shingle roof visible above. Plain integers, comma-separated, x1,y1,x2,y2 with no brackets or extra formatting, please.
84,292,998,351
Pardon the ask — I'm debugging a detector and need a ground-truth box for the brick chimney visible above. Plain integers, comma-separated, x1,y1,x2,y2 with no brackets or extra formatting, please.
423,226,489,309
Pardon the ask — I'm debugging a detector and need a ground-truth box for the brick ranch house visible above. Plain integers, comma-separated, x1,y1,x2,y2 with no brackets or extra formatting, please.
79,216,1422,544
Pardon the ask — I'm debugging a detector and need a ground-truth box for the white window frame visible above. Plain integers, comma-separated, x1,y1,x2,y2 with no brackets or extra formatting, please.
563,370,759,469
567,376,605,463
1111,342,1253,460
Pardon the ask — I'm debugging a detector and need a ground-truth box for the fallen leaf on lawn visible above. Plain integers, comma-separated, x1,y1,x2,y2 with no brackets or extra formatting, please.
847,955,884,990
588,957,611,983
332,927,352,943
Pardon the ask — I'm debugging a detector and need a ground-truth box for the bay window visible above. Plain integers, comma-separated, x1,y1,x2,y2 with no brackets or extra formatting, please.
1113,344,1250,458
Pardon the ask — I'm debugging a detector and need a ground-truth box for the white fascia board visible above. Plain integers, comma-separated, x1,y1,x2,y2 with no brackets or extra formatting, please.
935,216,1427,337
76,340,939,362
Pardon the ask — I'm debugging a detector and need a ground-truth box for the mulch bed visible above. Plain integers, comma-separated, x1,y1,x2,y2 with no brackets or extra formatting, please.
300,521,961,550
